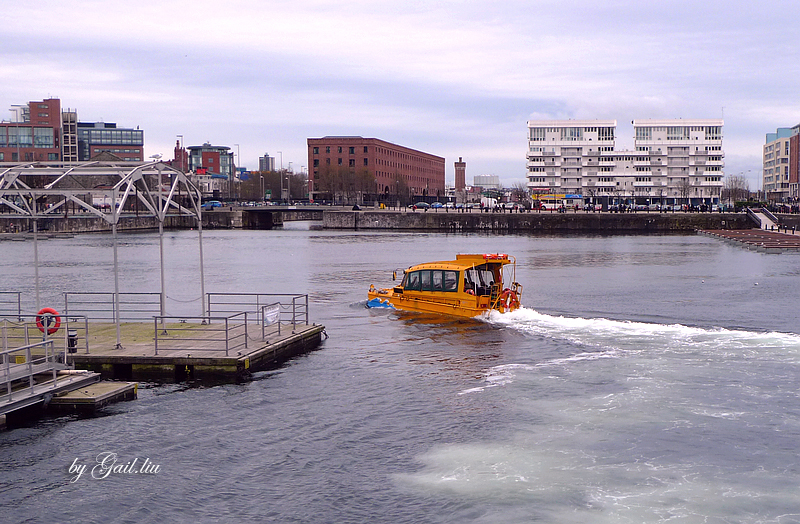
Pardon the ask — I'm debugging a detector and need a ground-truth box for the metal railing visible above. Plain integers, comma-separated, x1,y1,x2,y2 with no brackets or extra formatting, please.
1,315,89,359
64,292,161,321
1,339,59,401
746,207,764,228
153,312,248,356
0,292,22,321
762,207,780,226
207,293,309,330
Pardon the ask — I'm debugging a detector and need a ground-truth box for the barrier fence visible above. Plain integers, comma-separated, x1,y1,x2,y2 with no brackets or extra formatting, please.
153,312,249,356
64,292,162,322
207,293,309,330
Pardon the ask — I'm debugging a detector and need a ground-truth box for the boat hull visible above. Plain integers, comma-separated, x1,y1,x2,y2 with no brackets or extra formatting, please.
367,289,515,318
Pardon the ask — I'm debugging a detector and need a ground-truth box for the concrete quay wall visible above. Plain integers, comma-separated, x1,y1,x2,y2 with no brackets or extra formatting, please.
0,213,241,234
323,210,752,232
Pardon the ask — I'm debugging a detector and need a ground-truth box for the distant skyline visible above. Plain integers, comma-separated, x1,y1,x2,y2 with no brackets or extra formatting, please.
3,0,800,191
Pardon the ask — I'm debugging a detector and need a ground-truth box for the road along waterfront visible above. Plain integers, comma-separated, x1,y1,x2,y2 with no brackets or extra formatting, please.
1,226,799,523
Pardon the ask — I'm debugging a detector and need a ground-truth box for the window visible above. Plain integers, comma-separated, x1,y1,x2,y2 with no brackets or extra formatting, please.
363,146,368,153
363,158,368,166
326,146,330,153
404,271,421,291
338,158,342,165
313,147,319,154
403,270,458,292
338,146,342,153
443,271,458,291
561,127,582,141
349,147,355,154
326,158,331,165
349,159,355,167
530,128,546,141
420,271,432,291
313,159,319,167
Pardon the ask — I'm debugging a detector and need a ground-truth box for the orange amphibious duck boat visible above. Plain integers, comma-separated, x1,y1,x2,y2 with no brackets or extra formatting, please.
367,253,523,318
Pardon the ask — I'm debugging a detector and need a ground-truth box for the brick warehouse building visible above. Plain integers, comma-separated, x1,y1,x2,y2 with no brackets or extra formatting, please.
307,136,445,204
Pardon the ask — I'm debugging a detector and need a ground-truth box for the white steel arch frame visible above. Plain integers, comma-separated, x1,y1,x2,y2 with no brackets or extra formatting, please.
0,160,207,349
0,160,201,222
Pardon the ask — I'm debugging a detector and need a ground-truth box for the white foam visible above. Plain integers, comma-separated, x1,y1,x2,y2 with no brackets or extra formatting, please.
458,307,800,394
485,307,800,354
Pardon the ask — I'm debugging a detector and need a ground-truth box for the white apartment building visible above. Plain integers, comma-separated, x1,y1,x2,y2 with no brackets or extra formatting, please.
526,119,724,206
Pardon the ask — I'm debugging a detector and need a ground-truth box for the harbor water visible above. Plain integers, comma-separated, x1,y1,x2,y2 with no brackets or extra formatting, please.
1,226,800,523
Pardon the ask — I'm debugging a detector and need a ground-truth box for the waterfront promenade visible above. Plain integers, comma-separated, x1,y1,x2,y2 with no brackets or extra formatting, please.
0,206,757,235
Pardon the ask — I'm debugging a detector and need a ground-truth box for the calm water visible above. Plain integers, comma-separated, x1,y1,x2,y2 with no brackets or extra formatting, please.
1,226,800,523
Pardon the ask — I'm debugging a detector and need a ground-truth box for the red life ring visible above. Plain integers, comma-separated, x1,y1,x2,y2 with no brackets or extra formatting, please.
498,289,520,311
36,307,61,335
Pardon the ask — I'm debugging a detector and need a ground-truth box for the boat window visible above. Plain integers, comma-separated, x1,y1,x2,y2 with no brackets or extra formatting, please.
465,264,496,296
443,271,458,292
479,268,495,286
406,269,459,292
405,271,421,291
432,271,443,291
420,270,432,291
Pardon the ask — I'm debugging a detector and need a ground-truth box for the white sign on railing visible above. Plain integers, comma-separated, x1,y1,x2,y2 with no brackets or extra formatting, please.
263,304,281,326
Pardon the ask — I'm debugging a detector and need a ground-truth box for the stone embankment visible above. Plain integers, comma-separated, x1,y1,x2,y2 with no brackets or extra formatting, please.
0,208,760,235
323,210,752,232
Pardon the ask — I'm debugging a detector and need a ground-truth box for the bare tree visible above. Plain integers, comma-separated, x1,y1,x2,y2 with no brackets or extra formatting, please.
511,181,529,205
678,177,692,208
722,174,750,207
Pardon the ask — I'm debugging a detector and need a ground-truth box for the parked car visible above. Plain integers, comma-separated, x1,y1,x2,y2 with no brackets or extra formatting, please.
202,200,222,210
431,202,444,209
413,202,431,209
444,202,455,209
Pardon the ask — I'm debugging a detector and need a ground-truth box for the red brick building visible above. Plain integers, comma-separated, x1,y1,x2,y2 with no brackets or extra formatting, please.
307,136,445,204
0,98,62,163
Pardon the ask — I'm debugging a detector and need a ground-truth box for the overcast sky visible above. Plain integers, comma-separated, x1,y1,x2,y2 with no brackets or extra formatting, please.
3,0,799,190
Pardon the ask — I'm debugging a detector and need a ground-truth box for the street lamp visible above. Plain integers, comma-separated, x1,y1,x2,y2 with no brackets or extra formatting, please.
260,175,264,203
277,151,284,202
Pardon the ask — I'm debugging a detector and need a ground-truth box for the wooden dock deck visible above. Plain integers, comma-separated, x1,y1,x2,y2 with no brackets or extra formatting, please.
48,380,138,413
699,229,800,253
68,321,326,381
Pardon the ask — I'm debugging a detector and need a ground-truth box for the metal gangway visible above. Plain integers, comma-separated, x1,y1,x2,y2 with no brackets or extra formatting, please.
1,316,97,417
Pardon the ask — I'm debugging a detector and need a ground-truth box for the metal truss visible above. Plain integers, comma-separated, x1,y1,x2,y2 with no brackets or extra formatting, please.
0,160,206,349
0,160,201,222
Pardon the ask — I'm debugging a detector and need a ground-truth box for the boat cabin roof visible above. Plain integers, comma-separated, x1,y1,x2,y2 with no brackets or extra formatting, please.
405,253,512,273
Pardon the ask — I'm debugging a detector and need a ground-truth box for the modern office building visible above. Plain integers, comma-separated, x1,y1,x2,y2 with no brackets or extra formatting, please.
259,153,276,172
526,119,724,206
0,98,63,163
187,143,235,199
307,136,445,203
77,122,144,161
763,125,799,202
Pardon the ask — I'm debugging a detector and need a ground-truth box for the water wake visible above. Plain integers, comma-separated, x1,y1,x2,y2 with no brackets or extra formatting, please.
484,306,800,354
459,307,800,395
